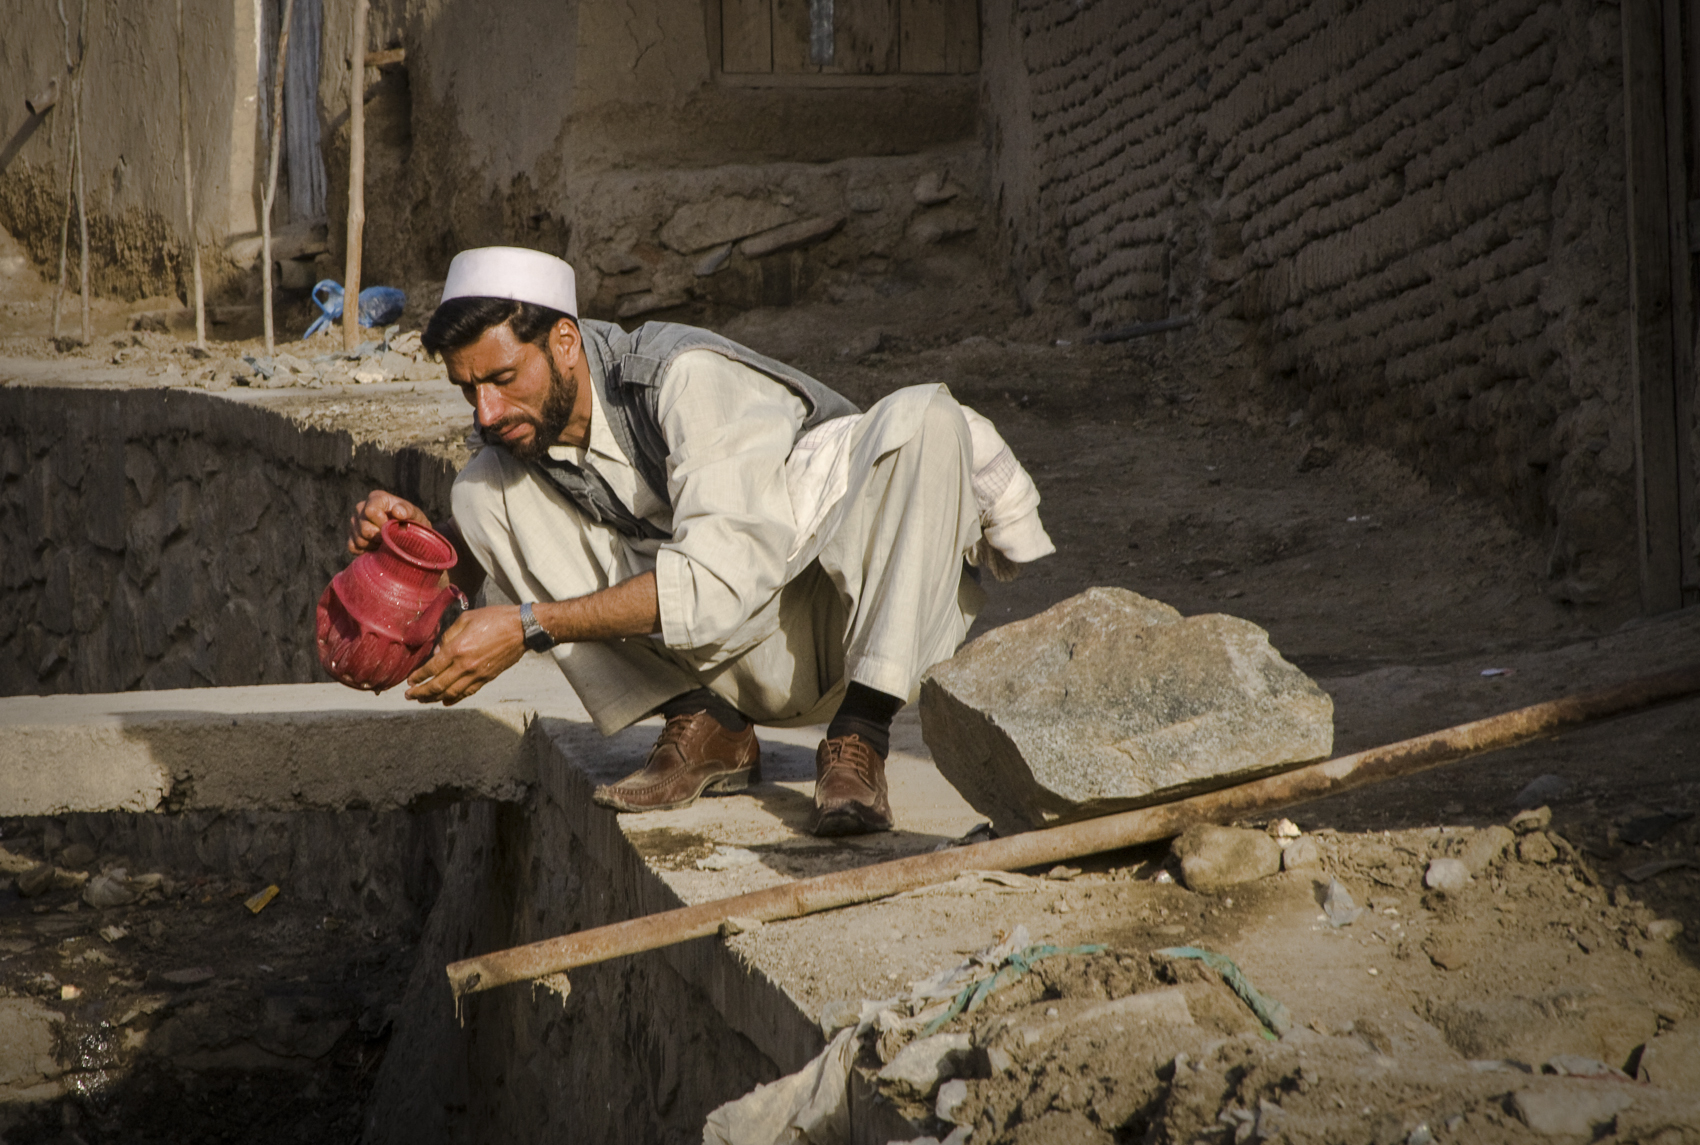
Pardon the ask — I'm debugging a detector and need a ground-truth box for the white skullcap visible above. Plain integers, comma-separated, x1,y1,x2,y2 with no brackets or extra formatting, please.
440,246,578,318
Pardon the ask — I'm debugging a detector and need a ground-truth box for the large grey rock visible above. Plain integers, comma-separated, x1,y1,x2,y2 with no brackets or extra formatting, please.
920,588,1334,835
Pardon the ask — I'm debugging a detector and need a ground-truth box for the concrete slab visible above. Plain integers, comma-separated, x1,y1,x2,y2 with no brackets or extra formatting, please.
0,653,580,815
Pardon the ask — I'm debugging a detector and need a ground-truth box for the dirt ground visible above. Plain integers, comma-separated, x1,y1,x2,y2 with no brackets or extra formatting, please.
4,232,1699,1142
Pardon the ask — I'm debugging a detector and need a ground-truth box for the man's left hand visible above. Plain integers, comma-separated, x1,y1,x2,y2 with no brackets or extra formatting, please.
404,606,525,706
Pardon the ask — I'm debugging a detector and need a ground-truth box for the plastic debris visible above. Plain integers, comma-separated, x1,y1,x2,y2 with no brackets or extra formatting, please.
697,846,761,871
60,985,81,1000
922,938,1106,1036
1156,946,1293,1037
1321,878,1364,928
83,869,139,909
244,885,281,914
304,281,407,338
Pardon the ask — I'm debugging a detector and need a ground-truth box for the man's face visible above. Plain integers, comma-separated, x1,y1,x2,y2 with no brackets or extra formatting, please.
444,320,579,461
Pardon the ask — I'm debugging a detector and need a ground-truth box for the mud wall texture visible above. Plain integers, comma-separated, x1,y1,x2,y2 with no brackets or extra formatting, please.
985,0,1638,601
0,386,457,697
0,0,261,302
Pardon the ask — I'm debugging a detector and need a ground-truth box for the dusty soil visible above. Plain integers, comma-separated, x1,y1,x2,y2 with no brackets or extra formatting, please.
4,233,1699,1143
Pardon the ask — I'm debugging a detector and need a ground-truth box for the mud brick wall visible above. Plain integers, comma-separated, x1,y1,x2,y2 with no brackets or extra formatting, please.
989,0,1636,599
0,387,457,696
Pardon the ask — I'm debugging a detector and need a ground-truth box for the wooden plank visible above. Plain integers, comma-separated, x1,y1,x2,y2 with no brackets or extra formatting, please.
837,0,898,74
1623,0,1686,612
772,0,817,72
722,0,773,73
899,0,978,74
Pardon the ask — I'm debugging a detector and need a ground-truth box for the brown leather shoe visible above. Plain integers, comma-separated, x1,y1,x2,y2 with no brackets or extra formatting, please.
592,712,760,813
808,734,893,836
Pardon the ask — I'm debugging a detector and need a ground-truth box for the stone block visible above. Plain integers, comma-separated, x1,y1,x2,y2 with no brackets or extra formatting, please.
659,197,796,253
738,215,845,259
1172,825,1282,892
1637,1027,1700,1091
0,998,64,1102
921,588,1334,835
1460,825,1514,873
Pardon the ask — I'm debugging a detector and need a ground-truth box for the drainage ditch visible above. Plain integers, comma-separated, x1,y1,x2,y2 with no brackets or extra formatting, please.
0,386,795,1143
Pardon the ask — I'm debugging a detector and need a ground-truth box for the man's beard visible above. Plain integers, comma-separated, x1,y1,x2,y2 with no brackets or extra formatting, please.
483,355,577,463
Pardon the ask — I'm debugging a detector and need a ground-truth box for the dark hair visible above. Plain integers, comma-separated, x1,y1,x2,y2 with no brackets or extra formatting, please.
422,296,572,357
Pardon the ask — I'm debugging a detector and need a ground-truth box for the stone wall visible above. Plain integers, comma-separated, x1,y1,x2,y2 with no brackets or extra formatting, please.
985,0,1640,601
0,386,457,696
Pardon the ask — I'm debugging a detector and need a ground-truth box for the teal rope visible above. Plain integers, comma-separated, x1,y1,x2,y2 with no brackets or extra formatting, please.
921,942,1106,1036
1157,946,1292,1039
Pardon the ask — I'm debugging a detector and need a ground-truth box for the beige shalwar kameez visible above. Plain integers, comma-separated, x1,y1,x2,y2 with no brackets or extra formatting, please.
451,350,988,734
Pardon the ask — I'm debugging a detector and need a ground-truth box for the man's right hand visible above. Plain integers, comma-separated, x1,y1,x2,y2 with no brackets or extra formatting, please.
347,489,432,555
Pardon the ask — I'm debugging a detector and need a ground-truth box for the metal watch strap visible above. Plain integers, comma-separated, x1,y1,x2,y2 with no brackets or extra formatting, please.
520,602,556,652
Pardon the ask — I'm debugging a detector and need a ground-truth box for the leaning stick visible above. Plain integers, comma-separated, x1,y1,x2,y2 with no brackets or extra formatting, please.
50,0,74,341
446,663,1700,1000
74,33,89,347
176,0,205,349
341,0,368,352
261,0,296,355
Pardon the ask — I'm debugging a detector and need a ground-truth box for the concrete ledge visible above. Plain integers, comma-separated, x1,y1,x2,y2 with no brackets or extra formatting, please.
0,654,578,814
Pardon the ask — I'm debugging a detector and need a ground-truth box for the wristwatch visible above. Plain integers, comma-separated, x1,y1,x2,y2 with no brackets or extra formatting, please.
519,602,557,652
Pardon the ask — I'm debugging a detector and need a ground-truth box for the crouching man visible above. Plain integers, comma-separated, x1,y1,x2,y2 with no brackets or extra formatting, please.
349,246,1052,836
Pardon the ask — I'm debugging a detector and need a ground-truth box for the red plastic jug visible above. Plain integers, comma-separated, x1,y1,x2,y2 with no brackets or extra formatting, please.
316,519,467,691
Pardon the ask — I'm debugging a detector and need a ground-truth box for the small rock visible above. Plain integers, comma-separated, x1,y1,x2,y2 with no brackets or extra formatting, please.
935,1077,969,1123
1511,805,1553,834
1637,1027,1700,1090
1322,878,1363,928
693,243,733,277
1172,825,1283,893
1271,818,1301,839
1644,919,1684,942
1517,833,1560,865
57,843,96,868
738,214,844,259
352,361,387,384
913,171,964,205
1281,836,1322,871
1460,826,1514,874
16,863,55,898
877,1032,972,1099
1424,938,1470,970
906,208,978,245
1295,442,1334,472
1510,1085,1632,1136
1424,858,1472,892
159,967,216,986
1544,1055,1629,1079
386,330,422,355
1512,775,1568,809
836,329,883,360
83,870,138,909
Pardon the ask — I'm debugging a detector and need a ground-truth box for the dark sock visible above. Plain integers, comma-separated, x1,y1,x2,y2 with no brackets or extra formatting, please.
657,687,747,733
826,682,903,758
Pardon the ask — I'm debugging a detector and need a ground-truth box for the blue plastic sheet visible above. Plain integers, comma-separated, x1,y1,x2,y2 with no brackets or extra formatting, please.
304,281,406,338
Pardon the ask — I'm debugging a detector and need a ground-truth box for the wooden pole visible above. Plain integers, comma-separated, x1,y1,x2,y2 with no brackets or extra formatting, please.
50,0,75,342
262,0,296,355
446,664,1700,1000
74,60,89,346
342,0,367,352
1622,0,1686,612
176,0,205,350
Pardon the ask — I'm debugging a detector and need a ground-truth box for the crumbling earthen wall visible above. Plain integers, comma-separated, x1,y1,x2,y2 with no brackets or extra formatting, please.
0,387,456,696
986,0,1635,600
0,0,262,302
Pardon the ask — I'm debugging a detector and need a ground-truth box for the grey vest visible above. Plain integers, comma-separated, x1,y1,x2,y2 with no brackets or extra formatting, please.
498,319,861,541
